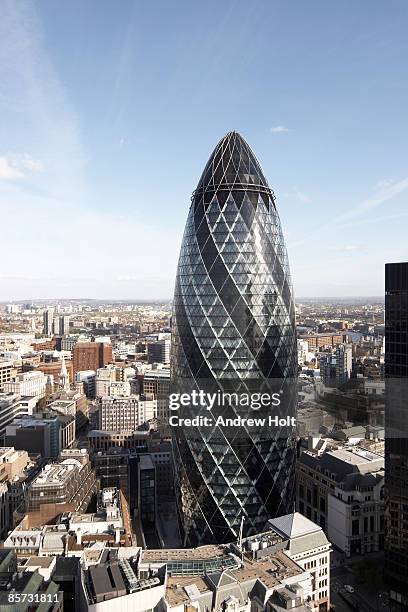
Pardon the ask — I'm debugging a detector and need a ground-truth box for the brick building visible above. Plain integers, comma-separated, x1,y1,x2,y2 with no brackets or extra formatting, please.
73,342,112,375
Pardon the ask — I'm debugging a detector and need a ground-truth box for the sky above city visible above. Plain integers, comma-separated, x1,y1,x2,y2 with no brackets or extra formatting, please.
1,0,407,300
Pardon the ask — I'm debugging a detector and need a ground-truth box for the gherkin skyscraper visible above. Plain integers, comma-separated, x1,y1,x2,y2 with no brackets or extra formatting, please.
171,131,297,545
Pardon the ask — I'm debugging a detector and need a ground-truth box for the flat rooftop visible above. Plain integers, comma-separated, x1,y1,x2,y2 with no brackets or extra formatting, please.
166,575,208,607
329,447,383,464
142,545,227,562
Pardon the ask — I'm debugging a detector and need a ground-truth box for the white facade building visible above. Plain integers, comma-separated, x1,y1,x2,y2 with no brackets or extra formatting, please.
3,371,47,400
268,513,331,612
100,395,157,431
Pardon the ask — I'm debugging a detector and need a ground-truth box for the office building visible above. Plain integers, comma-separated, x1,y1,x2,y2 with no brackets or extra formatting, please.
99,395,156,431
3,370,47,400
0,360,15,390
320,344,352,387
143,369,170,434
79,518,328,612
26,449,96,518
75,370,96,399
268,513,331,612
53,315,70,337
384,261,408,607
43,307,54,336
88,430,149,452
73,342,113,376
298,333,349,351
147,338,171,364
0,393,33,436
93,449,131,497
171,131,297,544
296,438,385,557
5,413,75,458
136,453,156,524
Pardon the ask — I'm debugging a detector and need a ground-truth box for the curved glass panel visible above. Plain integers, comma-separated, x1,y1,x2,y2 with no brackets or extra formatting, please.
171,131,297,545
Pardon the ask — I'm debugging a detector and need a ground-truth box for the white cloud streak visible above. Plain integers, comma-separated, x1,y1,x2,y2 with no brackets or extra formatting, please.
0,153,44,181
270,125,290,133
289,176,408,250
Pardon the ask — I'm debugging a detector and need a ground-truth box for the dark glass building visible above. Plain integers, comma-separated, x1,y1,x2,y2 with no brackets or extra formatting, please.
385,262,408,608
171,131,297,545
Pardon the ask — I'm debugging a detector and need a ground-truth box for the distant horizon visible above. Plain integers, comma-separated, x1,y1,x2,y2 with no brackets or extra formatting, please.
0,295,385,304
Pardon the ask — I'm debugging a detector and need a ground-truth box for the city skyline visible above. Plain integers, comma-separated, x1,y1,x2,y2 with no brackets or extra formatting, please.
1,0,408,300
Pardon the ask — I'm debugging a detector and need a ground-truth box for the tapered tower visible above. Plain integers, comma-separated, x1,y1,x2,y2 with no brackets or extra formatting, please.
171,132,297,545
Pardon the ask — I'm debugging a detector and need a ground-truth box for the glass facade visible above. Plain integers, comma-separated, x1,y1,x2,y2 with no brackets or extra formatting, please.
384,262,408,606
171,131,297,545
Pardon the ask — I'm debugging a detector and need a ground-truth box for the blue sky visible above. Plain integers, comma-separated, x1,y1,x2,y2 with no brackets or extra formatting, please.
1,0,407,300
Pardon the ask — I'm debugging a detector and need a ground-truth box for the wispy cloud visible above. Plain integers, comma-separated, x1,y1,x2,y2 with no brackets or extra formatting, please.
331,245,361,253
289,176,408,250
0,1,86,201
348,177,408,220
281,187,311,203
270,125,290,133
0,153,44,181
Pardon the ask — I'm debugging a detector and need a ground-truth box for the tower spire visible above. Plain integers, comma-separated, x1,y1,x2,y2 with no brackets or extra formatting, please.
59,356,70,391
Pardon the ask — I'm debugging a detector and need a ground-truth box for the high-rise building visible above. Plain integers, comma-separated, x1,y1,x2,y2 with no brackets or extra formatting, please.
384,262,408,608
42,307,54,336
73,342,113,375
147,339,171,364
171,132,297,545
320,343,352,387
53,314,70,336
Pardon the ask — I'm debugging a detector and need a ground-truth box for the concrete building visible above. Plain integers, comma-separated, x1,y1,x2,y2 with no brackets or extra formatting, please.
0,360,15,390
77,517,328,612
147,338,170,364
61,389,89,430
75,370,96,399
296,438,385,557
96,365,135,398
69,488,124,538
0,392,34,436
0,480,9,538
5,413,75,458
0,446,30,480
53,315,70,337
88,430,149,452
143,369,170,434
27,450,96,519
268,513,331,612
99,395,157,431
1,449,39,528
3,370,47,400
320,344,352,387
148,441,173,497
48,399,76,418
43,308,55,336
0,550,63,610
